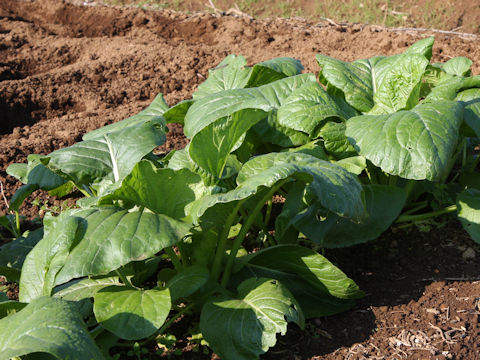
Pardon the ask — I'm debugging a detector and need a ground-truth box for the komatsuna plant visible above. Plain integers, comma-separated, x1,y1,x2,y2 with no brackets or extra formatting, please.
1,38,480,359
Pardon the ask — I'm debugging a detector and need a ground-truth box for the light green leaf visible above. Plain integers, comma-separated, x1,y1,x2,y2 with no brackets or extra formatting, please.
277,81,358,134
94,286,171,340
193,55,251,99
442,57,472,77
54,277,122,301
282,139,328,160
20,207,190,302
163,99,194,125
346,102,463,181
0,297,103,360
457,188,480,244
184,73,316,138
44,119,166,187
335,156,367,175
8,184,38,212
166,265,210,301
317,39,432,113
100,160,205,219
425,75,480,102
83,93,168,140
238,245,363,317
319,121,358,159
252,111,310,147
200,278,304,360
456,88,480,137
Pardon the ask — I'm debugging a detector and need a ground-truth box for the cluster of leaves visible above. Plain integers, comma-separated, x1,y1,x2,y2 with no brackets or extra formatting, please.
1,37,480,360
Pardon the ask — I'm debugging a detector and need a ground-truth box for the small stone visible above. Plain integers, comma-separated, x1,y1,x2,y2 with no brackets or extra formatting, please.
462,248,476,260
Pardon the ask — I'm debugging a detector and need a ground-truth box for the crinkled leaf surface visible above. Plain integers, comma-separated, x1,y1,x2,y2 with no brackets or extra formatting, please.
457,188,480,244
200,278,304,360
277,81,358,134
238,245,363,317
187,152,364,224
316,38,432,113
54,277,121,301
346,101,463,181
94,286,171,340
0,297,103,360
184,73,315,138
20,207,189,302
193,55,251,99
100,160,205,219
83,93,168,140
44,119,166,186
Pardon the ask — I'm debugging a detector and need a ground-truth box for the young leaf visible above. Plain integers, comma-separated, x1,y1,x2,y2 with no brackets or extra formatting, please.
319,121,358,159
346,101,464,181
442,57,473,77
0,297,103,360
237,245,363,317
163,99,194,125
457,188,480,244
94,286,171,340
20,207,190,302
246,57,304,87
456,88,480,137
200,278,304,360
252,111,310,147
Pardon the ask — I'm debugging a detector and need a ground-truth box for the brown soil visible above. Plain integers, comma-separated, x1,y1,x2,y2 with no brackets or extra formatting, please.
1,1,479,359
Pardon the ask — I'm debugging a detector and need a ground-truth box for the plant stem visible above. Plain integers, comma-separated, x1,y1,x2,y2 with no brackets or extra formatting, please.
165,247,182,271
388,174,397,187
79,185,93,197
14,211,20,237
264,199,273,229
115,269,134,288
395,204,457,223
220,180,287,287
211,200,245,281
176,240,190,267
404,180,416,199
401,201,429,216
89,324,104,339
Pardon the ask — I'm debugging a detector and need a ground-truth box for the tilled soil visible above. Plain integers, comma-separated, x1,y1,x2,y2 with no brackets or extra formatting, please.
0,1,479,359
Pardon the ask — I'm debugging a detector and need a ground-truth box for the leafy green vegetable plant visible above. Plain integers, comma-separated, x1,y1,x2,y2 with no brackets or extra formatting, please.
1,37,480,359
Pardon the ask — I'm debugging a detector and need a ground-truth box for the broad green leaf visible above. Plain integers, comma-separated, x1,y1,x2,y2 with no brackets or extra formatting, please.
246,57,304,87
319,121,358,159
0,297,103,360
456,88,480,137
100,160,205,219
346,102,464,181
425,75,480,102
252,111,310,147
277,82,358,134
184,73,315,138
166,265,210,301
20,207,190,302
187,152,364,224
7,155,66,191
83,93,168,140
0,228,43,280
44,119,166,186
317,38,432,113
457,188,480,244
238,245,363,317
335,156,367,175
8,184,38,212
189,109,267,178
94,286,171,340
292,185,406,247
200,278,304,360
442,57,472,77
282,139,328,160
163,99,194,125
193,55,251,99
54,277,122,301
